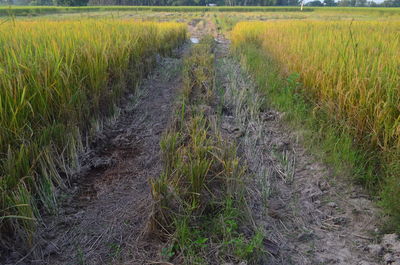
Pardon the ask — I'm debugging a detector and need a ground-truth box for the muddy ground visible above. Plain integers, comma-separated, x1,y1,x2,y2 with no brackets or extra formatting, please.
4,19,400,265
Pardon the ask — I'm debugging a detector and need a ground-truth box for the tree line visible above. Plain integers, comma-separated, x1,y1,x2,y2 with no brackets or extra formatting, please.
4,0,301,5
306,0,400,6
86,0,301,6
2,0,400,10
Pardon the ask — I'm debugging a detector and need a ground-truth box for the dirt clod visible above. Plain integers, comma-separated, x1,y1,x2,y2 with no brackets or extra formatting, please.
381,233,400,264
327,202,338,208
384,253,396,264
367,244,384,256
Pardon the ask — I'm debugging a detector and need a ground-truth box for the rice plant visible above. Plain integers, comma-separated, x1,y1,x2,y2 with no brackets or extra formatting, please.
231,20,400,229
0,19,186,248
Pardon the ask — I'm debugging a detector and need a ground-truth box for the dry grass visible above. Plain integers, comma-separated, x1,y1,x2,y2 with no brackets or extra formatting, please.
150,36,263,264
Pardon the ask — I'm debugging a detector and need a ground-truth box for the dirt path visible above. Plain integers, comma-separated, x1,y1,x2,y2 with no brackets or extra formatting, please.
214,37,388,265
13,49,186,265
188,16,218,40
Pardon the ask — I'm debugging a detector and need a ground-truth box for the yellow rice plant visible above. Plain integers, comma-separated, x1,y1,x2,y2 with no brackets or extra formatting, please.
0,19,186,247
232,21,400,153
231,20,400,223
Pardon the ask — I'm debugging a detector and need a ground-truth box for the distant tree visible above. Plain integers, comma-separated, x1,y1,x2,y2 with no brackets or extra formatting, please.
368,0,379,6
288,0,300,5
56,0,88,5
276,0,299,5
382,0,400,6
0,0,13,4
262,0,277,4
338,0,350,5
323,0,337,5
355,0,366,5
306,0,323,5
31,0,54,4
11,0,31,4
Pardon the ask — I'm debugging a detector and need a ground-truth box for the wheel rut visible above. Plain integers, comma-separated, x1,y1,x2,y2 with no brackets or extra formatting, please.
23,49,186,265
215,36,384,265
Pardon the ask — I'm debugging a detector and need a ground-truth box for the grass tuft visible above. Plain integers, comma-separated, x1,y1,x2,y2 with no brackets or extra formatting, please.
151,36,263,264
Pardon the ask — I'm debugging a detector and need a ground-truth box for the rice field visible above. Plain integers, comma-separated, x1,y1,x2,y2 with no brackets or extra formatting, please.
1,6,400,263
231,20,400,226
0,19,186,246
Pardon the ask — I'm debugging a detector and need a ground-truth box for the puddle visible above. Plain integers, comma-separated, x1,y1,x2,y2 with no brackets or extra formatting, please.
190,37,199,44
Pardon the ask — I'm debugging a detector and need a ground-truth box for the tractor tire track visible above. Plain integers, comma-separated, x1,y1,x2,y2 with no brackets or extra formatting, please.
9,47,188,265
215,36,385,265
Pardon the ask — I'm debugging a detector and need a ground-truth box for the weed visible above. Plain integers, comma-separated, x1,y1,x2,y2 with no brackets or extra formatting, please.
151,36,263,264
